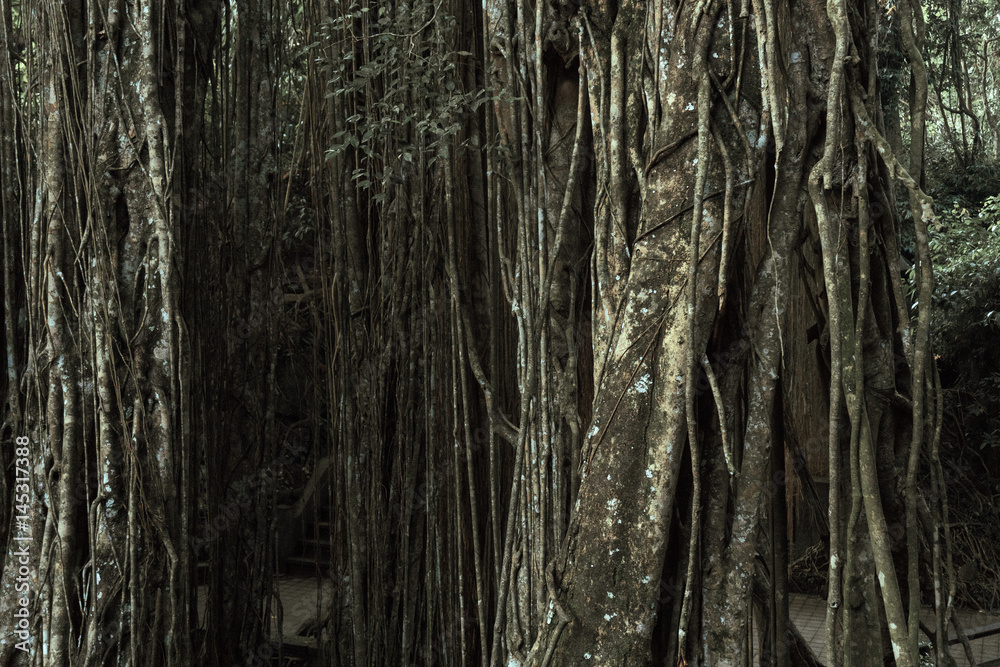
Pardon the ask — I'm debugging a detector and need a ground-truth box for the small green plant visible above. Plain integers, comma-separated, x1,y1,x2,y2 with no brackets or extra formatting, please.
927,193,1000,335
925,193,1000,456
966,372,1000,450
323,0,488,206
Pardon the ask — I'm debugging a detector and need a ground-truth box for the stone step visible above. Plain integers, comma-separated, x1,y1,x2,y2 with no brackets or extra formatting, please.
278,634,319,659
308,519,333,539
299,537,333,558
283,555,329,577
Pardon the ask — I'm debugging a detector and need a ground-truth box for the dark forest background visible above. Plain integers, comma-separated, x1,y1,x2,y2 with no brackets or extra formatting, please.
0,0,998,664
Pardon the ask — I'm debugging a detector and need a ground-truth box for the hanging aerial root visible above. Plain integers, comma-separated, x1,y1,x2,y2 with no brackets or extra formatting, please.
813,0,851,654
541,28,588,317
710,125,736,312
677,21,713,647
848,88,938,231
842,130,871,663
700,354,735,480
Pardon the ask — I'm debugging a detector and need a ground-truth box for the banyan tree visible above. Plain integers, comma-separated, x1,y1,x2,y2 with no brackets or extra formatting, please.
0,0,959,662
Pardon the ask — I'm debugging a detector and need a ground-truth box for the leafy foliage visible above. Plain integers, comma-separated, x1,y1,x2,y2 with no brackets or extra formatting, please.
323,0,487,205
925,193,1000,452
928,193,1000,337
926,157,1000,206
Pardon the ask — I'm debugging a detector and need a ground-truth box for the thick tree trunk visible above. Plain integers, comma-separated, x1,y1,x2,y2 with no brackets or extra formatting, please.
483,0,940,664
0,0,279,663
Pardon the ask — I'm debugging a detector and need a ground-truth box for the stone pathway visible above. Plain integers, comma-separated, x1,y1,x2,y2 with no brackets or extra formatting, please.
790,593,1000,665
271,575,336,638
197,574,335,659
198,583,1000,664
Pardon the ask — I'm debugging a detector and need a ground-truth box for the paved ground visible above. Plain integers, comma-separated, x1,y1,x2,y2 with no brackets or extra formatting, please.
790,593,1000,665
272,575,336,637
198,574,335,639
200,581,1000,664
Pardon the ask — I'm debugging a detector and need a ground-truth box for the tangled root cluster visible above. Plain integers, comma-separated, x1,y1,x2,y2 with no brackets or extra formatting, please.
949,487,1000,612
